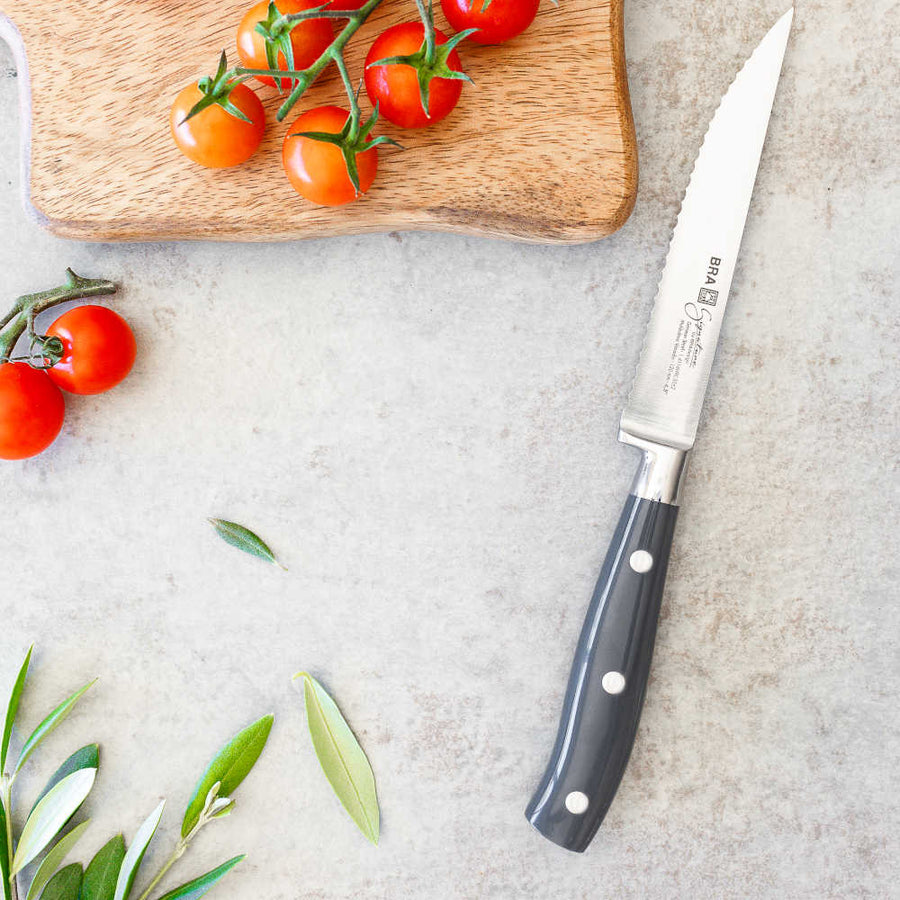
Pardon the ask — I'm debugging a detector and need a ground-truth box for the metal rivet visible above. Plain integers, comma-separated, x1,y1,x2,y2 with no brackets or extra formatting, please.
565,791,590,814
629,550,654,573
602,671,626,694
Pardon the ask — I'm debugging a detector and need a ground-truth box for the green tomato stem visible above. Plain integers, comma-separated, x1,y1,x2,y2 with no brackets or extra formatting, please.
333,53,361,140
0,270,116,364
236,0,387,121
413,0,437,65
0,312,26,365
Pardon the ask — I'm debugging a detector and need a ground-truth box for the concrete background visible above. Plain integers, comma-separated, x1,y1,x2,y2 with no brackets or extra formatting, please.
0,0,897,897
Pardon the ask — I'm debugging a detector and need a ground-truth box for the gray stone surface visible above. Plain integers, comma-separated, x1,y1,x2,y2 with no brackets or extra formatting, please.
0,1,897,898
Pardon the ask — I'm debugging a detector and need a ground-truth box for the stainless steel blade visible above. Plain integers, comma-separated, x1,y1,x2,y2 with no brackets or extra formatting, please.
620,9,793,451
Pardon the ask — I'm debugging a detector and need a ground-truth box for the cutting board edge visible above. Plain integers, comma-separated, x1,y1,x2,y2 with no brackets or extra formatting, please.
0,10,37,230
20,152,638,243
1,1,638,244
19,206,636,244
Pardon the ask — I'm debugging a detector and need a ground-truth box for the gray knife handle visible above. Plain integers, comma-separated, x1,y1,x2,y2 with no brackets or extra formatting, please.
526,441,686,852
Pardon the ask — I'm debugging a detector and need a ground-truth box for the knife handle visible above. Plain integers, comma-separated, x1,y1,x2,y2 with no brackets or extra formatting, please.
525,483,680,852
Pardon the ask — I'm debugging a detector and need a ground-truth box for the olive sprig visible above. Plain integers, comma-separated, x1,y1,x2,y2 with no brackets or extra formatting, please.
0,646,273,900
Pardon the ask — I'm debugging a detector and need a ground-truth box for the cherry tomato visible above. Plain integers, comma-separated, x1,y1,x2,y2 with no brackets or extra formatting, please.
237,0,335,91
171,82,265,168
45,306,136,396
364,23,466,128
0,363,65,460
441,0,540,45
282,106,378,206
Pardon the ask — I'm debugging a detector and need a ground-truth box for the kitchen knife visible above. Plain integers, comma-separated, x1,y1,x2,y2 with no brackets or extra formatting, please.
525,8,794,852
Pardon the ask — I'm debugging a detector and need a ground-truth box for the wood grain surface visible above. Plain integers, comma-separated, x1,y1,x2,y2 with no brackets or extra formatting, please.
0,0,636,243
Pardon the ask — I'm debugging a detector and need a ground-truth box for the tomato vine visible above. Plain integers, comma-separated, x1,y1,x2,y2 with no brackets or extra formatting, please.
174,0,552,197
0,271,128,461
0,270,117,367
184,0,468,180
188,0,389,126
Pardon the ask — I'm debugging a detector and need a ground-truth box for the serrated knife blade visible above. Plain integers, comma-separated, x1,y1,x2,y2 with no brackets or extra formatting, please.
622,8,794,450
526,9,793,852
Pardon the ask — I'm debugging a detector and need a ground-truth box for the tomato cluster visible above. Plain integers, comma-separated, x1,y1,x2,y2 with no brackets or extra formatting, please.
0,296,135,461
171,0,545,206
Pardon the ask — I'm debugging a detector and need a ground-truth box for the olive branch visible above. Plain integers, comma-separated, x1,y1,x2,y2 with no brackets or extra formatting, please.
0,647,272,900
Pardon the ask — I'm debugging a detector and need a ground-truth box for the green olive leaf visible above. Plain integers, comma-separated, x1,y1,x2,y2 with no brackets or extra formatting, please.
12,769,96,874
30,745,100,815
155,856,244,900
39,863,83,900
81,835,126,900
2,644,33,771
24,819,90,900
181,715,274,838
14,680,96,775
113,801,165,900
0,801,11,900
294,672,379,845
207,519,286,570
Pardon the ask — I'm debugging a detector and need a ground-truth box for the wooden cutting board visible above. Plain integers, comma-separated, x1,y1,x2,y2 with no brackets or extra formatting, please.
0,0,636,243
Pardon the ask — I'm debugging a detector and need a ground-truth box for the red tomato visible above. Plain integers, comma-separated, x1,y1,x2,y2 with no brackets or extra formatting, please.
171,82,265,168
364,23,466,128
45,306,136,396
282,106,378,206
237,0,335,90
441,0,540,45
0,363,65,460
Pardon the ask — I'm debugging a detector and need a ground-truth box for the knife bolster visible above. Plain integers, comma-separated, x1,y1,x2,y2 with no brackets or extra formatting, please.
619,431,690,505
